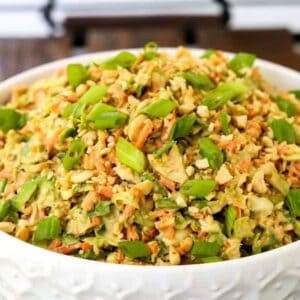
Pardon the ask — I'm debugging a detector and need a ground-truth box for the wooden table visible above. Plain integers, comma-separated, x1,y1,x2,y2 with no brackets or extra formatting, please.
0,37,70,81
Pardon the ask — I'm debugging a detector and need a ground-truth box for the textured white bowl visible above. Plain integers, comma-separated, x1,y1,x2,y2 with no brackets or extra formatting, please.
0,49,300,300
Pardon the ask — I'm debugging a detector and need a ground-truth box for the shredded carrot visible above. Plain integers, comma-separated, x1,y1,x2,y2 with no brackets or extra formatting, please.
134,121,153,149
55,245,78,255
218,140,240,154
97,185,113,198
91,216,102,227
48,239,62,250
236,160,251,173
126,225,139,240
197,230,207,241
152,209,172,218
161,111,176,141
82,191,97,212
80,242,93,251
161,226,175,239
123,205,135,220
148,241,160,254
159,176,176,192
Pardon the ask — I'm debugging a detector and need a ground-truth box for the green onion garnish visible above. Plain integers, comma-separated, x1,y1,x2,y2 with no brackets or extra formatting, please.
80,85,108,105
228,52,256,74
269,119,296,144
169,114,197,140
89,201,111,217
87,103,128,129
144,41,159,60
201,49,216,59
199,137,224,170
201,256,221,263
67,64,87,88
153,141,175,158
287,189,300,217
225,205,237,237
191,240,222,258
116,137,146,173
203,81,247,110
141,99,176,118
155,198,178,209
62,139,85,170
12,180,39,211
33,216,61,242
0,108,27,132
119,240,150,259
0,200,11,221
60,128,77,142
102,51,136,69
182,71,214,90
0,178,7,194
180,179,216,197
276,96,297,117
220,111,230,135
63,85,108,118
290,90,300,100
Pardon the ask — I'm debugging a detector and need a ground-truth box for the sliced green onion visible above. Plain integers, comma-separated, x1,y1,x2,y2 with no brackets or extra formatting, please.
60,128,77,142
87,103,128,129
136,85,144,97
12,180,39,211
62,102,86,119
62,85,108,119
276,96,297,117
220,111,230,135
89,201,111,217
87,102,115,120
180,179,216,197
33,216,61,242
199,137,224,170
201,49,216,59
153,141,175,158
182,71,214,90
270,119,296,144
0,108,27,132
141,99,176,118
116,137,146,173
203,81,247,110
0,178,7,193
94,112,128,130
62,139,85,170
119,240,150,259
144,41,158,60
287,189,300,217
102,51,136,69
67,64,87,88
228,52,256,74
290,90,300,100
225,205,237,237
80,85,108,105
169,114,197,140
191,199,208,209
155,198,178,209
0,200,11,221
191,240,222,258
201,256,221,263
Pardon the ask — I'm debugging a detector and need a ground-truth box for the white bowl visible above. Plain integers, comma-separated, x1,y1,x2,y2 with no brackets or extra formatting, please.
0,49,300,300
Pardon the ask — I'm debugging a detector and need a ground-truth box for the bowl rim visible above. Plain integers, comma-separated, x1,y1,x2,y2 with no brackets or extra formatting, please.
1,47,300,271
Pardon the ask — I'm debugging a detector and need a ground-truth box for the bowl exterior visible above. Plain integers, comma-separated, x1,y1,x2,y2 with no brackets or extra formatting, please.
0,48,300,300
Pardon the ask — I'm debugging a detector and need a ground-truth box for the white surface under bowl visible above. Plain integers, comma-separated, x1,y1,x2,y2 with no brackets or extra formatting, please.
0,48,300,300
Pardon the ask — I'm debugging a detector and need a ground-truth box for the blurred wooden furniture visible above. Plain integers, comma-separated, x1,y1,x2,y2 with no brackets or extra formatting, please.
0,37,70,81
87,26,184,51
65,15,223,50
196,28,300,70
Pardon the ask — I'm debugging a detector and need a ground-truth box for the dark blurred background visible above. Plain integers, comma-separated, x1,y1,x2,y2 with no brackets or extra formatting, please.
1,0,300,80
